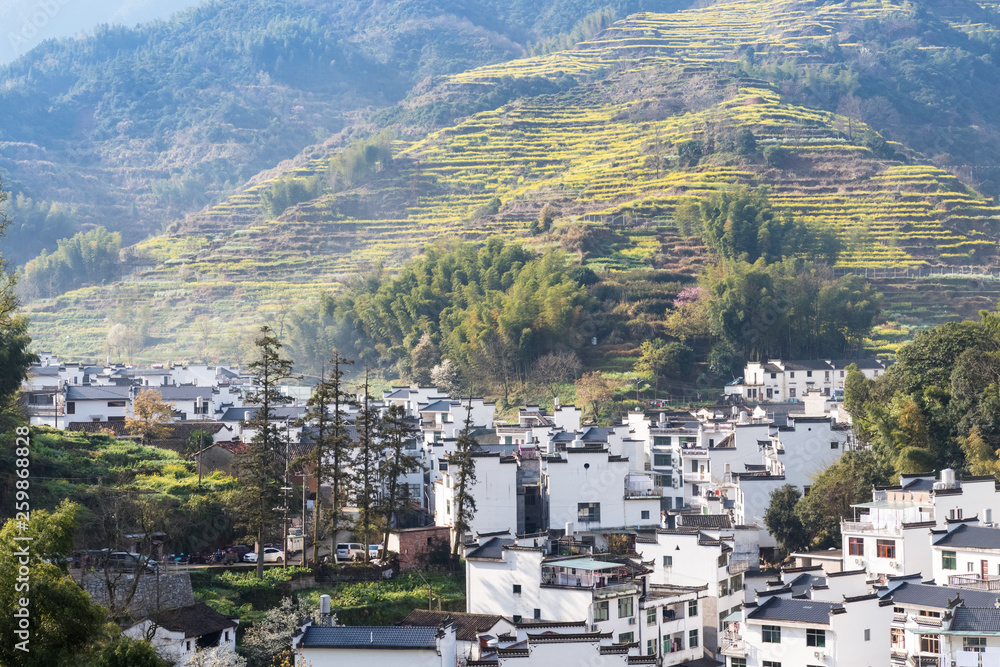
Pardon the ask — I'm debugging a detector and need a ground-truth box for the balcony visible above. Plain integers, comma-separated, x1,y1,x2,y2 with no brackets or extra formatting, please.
914,615,942,628
948,573,1000,592
720,632,747,657
841,521,902,537
625,487,664,499
592,582,639,599
728,558,752,575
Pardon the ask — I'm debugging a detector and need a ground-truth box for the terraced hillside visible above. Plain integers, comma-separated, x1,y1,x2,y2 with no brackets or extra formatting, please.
22,0,1000,361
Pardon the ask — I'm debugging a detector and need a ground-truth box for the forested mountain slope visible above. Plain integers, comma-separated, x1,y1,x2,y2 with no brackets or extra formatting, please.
0,0,683,265
17,0,1000,363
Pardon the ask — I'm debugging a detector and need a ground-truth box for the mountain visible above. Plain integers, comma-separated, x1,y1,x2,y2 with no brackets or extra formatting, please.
16,0,1000,363
0,0,683,266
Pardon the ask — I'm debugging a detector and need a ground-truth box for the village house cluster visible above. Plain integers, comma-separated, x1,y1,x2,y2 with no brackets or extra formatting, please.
23,355,1000,666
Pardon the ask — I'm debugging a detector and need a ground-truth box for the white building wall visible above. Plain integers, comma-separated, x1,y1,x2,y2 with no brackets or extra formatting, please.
297,647,442,667
544,451,630,531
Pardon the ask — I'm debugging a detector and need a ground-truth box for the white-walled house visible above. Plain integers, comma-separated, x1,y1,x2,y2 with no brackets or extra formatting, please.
64,385,132,423
842,471,1000,581
930,523,1000,589
295,624,457,667
436,452,519,540
634,528,747,653
737,594,892,667
876,576,1000,667
543,443,659,535
725,358,888,402
124,603,238,667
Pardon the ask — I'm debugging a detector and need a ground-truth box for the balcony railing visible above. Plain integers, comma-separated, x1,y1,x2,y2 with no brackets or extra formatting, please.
948,574,1000,591
728,558,752,575
841,521,903,536
592,582,639,599
720,633,747,657
625,487,664,499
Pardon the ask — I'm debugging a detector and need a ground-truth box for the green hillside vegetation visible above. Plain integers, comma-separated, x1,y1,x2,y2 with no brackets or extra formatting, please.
18,0,1000,369
0,0,676,255
0,428,240,556
20,227,122,299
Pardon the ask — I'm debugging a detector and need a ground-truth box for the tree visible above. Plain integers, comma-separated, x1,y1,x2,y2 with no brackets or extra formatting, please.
241,597,318,667
378,404,420,555
450,400,479,565
90,636,170,667
187,646,248,667
409,332,439,385
763,484,808,557
575,371,616,422
532,351,582,401
126,389,175,443
233,325,295,578
431,359,461,394
636,339,694,395
305,351,356,563
961,427,1000,479
106,322,144,365
0,501,109,666
353,368,381,563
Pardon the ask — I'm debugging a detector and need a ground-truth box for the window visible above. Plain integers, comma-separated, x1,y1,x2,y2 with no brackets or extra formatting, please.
864,628,871,641
876,539,895,559
646,639,655,655
806,629,825,647
618,597,634,618
762,625,781,643
618,632,633,644
789,388,796,398
594,600,609,622
969,562,975,573
763,662,781,667
438,461,448,471
807,371,813,378
513,584,521,595
653,453,672,467
533,608,541,620
918,610,941,619
965,637,987,653
107,400,126,407
891,628,905,649
920,634,940,654
224,631,229,641
185,641,191,651
578,502,600,522
647,607,657,625
770,372,777,379
790,372,795,378
641,510,650,520
691,460,698,473
688,629,699,648
66,402,75,414
688,600,698,617
950,508,964,520
718,553,728,568
831,441,839,449
942,550,957,570
732,660,747,667
663,555,673,568
849,537,864,556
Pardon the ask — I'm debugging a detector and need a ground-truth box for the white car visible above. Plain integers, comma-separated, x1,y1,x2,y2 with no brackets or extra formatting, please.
243,547,284,563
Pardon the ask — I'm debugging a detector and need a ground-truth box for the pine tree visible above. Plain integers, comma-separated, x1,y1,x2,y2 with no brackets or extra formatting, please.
234,325,295,578
450,399,479,565
378,404,420,555
353,367,381,564
305,351,356,564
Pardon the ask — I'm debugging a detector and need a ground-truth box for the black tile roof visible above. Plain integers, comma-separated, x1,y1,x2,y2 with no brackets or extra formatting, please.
465,537,515,561
299,625,439,649
219,406,305,421
951,607,1000,633
746,597,837,625
883,582,1000,609
65,385,131,400
933,524,1000,550
401,610,506,641
677,515,732,529
141,603,237,638
155,386,215,400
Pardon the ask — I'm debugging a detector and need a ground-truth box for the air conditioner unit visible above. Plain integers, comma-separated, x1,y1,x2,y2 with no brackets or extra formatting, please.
854,558,865,566
589,624,598,632
628,617,637,625
814,651,825,660
889,561,898,569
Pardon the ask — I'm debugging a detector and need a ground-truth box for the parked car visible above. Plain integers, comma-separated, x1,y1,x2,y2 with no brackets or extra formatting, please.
244,547,283,563
368,544,382,560
336,543,365,561
224,545,251,564
99,552,157,573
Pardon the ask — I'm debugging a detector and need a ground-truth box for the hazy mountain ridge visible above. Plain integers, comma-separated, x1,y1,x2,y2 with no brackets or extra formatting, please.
0,0,678,266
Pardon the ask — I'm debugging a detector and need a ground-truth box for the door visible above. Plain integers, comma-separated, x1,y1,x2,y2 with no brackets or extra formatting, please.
983,560,990,580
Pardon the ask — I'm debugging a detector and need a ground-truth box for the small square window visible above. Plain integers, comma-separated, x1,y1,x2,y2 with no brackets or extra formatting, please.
533,608,541,620
646,607,657,625
830,441,838,449
762,625,781,643
641,510,650,520
688,600,698,617
688,629,699,648
513,584,521,594
864,628,871,641
663,555,673,567
807,628,825,647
